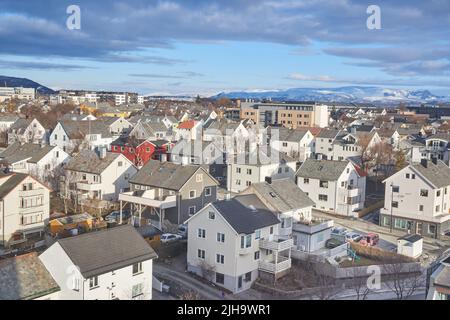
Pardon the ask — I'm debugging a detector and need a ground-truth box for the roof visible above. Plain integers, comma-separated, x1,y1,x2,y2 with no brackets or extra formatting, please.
52,213,93,225
178,120,196,129
130,160,217,190
56,225,157,278
9,118,33,132
398,234,423,243
59,120,112,139
273,127,309,142
434,265,450,289
0,142,57,164
0,114,19,122
228,146,296,166
296,158,350,181
316,129,341,139
426,133,450,142
65,150,121,174
0,252,59,300
0,172,28,199
411,160,450,188
248,179,315,212
212,198,280,234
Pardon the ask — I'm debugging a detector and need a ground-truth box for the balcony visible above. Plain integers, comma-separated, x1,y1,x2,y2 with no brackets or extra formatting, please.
119,190,176,209
293,218,333,234
19,188,46,198
259,237,293,252
259,256,291,274
76,181,102,192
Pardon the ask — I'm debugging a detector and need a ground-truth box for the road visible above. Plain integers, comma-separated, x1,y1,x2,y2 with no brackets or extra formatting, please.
153,263,236,300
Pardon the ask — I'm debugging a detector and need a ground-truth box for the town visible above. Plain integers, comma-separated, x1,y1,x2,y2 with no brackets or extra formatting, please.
0,85,449,301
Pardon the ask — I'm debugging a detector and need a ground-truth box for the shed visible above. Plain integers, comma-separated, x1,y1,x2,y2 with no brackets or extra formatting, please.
397,234,423,259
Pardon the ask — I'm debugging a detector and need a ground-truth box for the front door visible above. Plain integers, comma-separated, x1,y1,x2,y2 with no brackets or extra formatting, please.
238,276,243,289
416,222,423,234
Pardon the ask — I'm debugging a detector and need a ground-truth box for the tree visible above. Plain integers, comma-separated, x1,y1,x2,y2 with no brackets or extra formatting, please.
199,260,216,283
382,262,424,300
394,150,407,172
179,290,201,300
349,268,373,300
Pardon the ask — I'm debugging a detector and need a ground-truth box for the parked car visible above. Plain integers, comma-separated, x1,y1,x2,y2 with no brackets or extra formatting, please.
345,231,363,242
177,224,188,238
359,232,380,246
105,210,131,223
160,233,182,243
326,238,344,249
331,227,348,235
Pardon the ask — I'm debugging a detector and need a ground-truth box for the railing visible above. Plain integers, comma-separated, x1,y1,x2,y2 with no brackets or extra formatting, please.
259,257,291,274
76,181,102,191
119,192,176,209
293,219,333,234
259,237,293,251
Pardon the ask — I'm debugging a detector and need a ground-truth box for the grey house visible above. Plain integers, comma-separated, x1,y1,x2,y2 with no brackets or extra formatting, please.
119,160,219,229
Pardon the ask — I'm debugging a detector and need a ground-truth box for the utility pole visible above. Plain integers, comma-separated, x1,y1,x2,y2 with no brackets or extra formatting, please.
390,182,394,233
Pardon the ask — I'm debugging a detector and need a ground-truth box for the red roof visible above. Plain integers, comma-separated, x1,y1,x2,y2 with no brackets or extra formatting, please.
303,126,322,137
354,164,368,177
178,120,196,129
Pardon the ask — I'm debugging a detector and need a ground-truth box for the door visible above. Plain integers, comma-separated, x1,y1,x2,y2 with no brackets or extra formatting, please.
238,276,243,289
416,222,423,235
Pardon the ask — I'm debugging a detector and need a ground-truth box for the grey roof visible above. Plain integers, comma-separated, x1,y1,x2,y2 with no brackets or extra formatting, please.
0,252,59,300
59,120,112,139
203,119,240,134
65,150,120,174
212,198,280,234
296,158,350,181
229,146,296,166
249,179,314,212
57,225,157,278
274,127,309,142
9,118,32,132
130,160,217,190
316,129,341,139
411,160,450,188
0,172,28,199
426,133,450,142
0,142,56,164
398,234,422,243
434,265,450,288
0,114,19,122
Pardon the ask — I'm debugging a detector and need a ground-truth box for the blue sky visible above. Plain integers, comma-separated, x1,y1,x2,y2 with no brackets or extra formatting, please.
1,0,450,95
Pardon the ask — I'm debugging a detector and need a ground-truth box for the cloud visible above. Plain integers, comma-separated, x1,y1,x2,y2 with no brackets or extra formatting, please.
287,73,334,82
0,59,93,71
129,71,204,79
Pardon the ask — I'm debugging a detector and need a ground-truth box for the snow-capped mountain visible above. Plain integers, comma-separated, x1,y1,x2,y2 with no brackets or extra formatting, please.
212,86,450,104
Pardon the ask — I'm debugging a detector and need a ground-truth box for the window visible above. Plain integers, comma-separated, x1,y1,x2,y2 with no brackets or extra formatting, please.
189,206,196,216
270,226,274,234
209,211,215,220
236,167,241,174
236,179,241,185
419,205,424,212
436,205,440,212
392,201,398,208
437,190,441,197
146,147,151,152
197,228,206,238
285,167,289,173
217,233,225,243
54,134,58,140
216,254,224,264
392,186,399,193
89,276,98,289
254,251,260,260
240,234,252,248
132,262,143,275
406,173,410,179
215,273,225,285
278,168,282,174
132,283,143,298
429,225,436,235
197,249,205,259
189,190,196,199
319,180,328,188
282,142,288,147
205,187,212,197
118,161,123,167
412,174,415,179
281,217,292,228
394,218,407,229
255,229,261,240
196,174,203,182
246,181,251,187
247,169,252,175
420,189,428,197
318,194,328,201
244,272,252,282
303,178,309,184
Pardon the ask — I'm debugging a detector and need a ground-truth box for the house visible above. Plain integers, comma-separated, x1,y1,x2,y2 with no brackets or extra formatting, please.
49,120,113,154
226,147,297,193
111,137,162,167
296,159,366,217
39,225,157,300
380,159,450,239
128,120,168,141
269,127,314,161
0,114,19,131
185,197,292,293
423,133,450,165
202,119,248,143
7,118,47,145
61,113,97,121
0,173,51,248
98,117,133,136
0,252,60,300
63,149,137,203
376,128,400,149
0,142,70,186
119,160,219,228
397,234,423,259
175,120,202,140
426,254,450,300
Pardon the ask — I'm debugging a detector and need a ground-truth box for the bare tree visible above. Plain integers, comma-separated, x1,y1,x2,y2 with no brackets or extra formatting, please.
312,273,341,300
382,262,424,300
179,290,201,300
350,268,372,300
199,260,216,283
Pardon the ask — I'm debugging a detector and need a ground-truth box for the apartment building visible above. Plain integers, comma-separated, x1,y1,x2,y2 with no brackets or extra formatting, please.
0,173,50,248
380,159,450,239
0,87,35,102
39,225,157,300
240,102,329,128
269,127,314,161
186,197,292,293
296,159,366,217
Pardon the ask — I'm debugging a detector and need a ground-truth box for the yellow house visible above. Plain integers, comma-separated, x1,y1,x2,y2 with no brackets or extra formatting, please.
49,213,93,236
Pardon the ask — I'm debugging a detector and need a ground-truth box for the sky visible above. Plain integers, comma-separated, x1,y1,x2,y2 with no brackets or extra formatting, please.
1,0,450,96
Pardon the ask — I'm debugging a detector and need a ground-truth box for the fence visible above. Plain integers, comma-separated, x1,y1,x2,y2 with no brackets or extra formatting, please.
291,242,349,264
358,200,384,218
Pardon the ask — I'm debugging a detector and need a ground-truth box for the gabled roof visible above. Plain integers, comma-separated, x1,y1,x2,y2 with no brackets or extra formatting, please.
0,252,59,300
9,118,32,132
129,160,218,190
178,120,196,129
0,142,57,164
410,160,450,188
0,172,29,199
247,179,314,212
316,129,341,139
56,225,157,278
273,127,310,142
426,133,450,142
65,150,122,174
59,120,112,139
296,158,350,181
212,198,280,234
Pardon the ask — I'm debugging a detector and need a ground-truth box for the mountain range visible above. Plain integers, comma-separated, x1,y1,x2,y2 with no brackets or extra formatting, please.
212,86,450,104
0,75,55,94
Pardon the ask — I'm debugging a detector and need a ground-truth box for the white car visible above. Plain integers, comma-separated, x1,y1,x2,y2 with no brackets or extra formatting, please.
160,233,182,243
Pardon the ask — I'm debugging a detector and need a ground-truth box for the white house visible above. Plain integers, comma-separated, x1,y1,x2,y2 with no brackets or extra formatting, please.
186,197,292,293
7,118,47,145
397,234,423,259
296,159,366,217
63,149,137,203
0,142,70,186
176,120,203,141
0,114,19,132
39,225,157,300
270,127,314,161
380,159,450,239
0,173,51,248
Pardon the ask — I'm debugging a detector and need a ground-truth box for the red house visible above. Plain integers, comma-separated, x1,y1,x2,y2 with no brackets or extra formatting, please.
111,137,173,166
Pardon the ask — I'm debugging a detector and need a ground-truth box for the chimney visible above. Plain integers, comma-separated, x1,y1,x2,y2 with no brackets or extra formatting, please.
420,158,428,168
265,176,272,184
